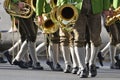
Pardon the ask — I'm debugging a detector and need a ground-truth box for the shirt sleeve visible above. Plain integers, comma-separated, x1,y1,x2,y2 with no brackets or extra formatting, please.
36,0,45,16
12,0,19,3
103,0,111,10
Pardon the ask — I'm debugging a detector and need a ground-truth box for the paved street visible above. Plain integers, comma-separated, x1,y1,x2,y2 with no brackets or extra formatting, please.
0,1,120,80
0,60,120,80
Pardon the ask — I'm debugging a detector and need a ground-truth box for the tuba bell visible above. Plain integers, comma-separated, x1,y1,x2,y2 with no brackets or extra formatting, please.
37,11,59,34
34,12,59,34
41,18,59,34
56,3,78,32
3,0,35,18
105,6,120,26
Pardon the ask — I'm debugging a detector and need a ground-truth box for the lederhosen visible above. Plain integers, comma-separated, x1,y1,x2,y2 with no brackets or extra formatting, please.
72,0,102,47
13,0,38,43
50,29,60,44
108,21,120,46
103,0,120,46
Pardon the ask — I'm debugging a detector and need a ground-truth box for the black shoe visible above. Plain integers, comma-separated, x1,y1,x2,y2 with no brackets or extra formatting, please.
115,56,120,69
71,67,79,74
89,64,97,77
110,63,120,69
79,68,89,78
26,61,33,67
54,63,63,71
97,52,104,66
12,59,28,69
64,65,72,73
3,50,13,64
46,60,54,70
32,62,43,70
86,63,99,69
96,66,100,69
86,63,89,71
0,57,7,63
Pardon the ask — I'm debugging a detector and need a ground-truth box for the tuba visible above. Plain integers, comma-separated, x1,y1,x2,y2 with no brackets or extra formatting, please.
34,0,59,34
56,3,79,32
3,0,35,18
105,6,120,26
41,17,59,34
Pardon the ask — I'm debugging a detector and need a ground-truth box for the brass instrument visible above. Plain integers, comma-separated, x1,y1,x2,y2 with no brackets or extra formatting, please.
42,18,59,34
56,4,79,32
50,6,58,23
105,7,120,26
50,0,57,8
34,0,59,34
31,0,36,11
3,0,35,18
34,11,59,34
35,0,79,33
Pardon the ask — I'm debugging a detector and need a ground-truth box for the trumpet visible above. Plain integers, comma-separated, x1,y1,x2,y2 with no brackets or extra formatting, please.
3,0,35,18
105,6,120,26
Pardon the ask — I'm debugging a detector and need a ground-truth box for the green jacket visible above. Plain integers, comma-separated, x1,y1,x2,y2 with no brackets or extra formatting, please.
35,0,51,16
113,0,120,8
57,0,111,14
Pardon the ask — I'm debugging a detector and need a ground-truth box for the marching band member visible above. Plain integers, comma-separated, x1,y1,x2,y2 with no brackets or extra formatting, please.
36,0,74,72
47,33,63,71
0,32,7,63
3,0,43,69
108,0,120,69
35,0,63,71
66,0,111,78
59,28,72,73
56,0,76,73
3,39,21,64
99,0,120,69
97,42,110,66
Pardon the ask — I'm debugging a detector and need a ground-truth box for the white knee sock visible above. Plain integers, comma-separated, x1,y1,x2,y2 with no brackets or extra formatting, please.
48,45,54,62
109,45,117,65
14,40,27,61
61,45,72,68
101,42,110,57
9,39,21,54
74,46,86,70
51,44,60,68
36,42,46,54
85,44,91,64
28,41,38,65
70,46,78,68
89,43,99,66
